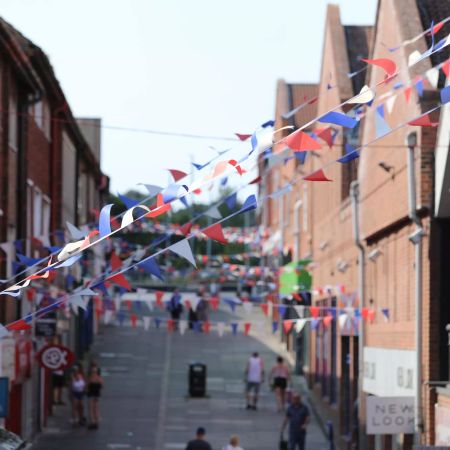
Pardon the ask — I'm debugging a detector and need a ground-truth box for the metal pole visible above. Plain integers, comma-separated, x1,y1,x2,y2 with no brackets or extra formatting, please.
350,180,365,450
406,132,424,441
446,324,450,387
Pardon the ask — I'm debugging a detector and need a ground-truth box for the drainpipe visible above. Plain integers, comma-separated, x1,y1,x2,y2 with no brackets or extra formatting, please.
293,198,302,261
350,180,365,450
406,131,424,441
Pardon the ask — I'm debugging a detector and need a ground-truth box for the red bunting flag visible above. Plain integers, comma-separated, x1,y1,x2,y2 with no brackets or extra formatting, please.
249,175,262,185
408,114,439,127
442,60,450,78
203,321,211,333
155,291,165,308
260,304,269,316
427,21,445,35
323,316,333,328
130,314,137,328
283,320,294,333
125,300,133,311
167,319,174,333
147,193,171,218
315,127,334,148
284,130,322,152
168,169,187,182
184,300,191,310
210,297,219,311
368,309,376,323
26,288,36,302
7,320,32,331
310,306,320,318
179,222,193,236
303,169,332,182
235,133,252,141
108,273,131,291
244,323,251,336
362,58,397,77
404,86,412,103
361,307,369,321
203,223,228,244
110,252,122,271
292,293,302,302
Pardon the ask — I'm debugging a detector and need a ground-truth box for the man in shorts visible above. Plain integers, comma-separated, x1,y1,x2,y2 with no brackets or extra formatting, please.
244,352,264,410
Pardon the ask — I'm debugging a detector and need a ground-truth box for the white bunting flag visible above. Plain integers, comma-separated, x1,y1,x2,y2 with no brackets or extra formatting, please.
217,322,225,337
243,302,253,316
104,310,114,325
142,316,151,331
168,239,197,268
179,320,188,335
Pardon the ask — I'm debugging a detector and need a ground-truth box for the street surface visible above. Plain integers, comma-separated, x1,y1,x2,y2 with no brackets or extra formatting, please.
31,299,328,450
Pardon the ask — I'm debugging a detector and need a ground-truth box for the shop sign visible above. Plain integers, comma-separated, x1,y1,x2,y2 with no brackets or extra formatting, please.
366,396,414,434
35,318,57,337
363,347,415,397
0,338,15,381
435,404,450,446
36,344,74,371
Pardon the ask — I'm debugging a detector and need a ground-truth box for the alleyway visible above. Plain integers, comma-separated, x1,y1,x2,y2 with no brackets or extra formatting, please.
31,303,328,450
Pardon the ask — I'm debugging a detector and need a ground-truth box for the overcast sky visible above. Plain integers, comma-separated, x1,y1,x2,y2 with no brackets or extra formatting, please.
2,0,377,195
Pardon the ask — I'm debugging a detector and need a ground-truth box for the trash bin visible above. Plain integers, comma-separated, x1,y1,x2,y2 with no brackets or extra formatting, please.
189,362,206,397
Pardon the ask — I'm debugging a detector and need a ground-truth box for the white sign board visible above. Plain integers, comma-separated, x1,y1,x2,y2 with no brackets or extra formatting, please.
363,347,415,397
366,396,415,434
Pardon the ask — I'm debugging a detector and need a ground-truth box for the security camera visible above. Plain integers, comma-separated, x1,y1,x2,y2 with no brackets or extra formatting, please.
409,228,426,244
368,248,382,261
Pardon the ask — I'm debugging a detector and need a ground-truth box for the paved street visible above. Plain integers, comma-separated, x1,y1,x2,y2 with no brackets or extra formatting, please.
31,303,328,450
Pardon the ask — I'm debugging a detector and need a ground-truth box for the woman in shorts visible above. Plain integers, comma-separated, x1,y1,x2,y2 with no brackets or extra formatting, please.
70,363,86,425
87,364,104,429
269,356,291,412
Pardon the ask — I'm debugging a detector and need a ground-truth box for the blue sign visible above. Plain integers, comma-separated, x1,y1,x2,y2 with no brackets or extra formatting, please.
0,377,9,418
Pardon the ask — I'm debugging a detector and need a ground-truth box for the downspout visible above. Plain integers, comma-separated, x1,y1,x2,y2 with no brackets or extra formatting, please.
406,131,424,441
293,198,302,261
350,180,365,450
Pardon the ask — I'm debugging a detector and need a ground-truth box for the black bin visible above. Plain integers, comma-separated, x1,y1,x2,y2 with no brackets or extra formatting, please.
189,362,206,397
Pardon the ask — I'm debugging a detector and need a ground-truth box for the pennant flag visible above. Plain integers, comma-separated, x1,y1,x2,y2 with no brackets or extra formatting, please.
130,314,138,328
167,319,174,333
110,252,122,271
179,320,188,335
323,315,333,328
337,143,359,164
375,108,392,138
310,306,320,318
283,320,294,334
381,308,390,321
204,205,222,220
225,193,237,210
244,322,251,336
315,127,334,148
154,317,162,329
191,163,204,170
203,223,227,245
66,222,86,240
54,254,82,268
138,184,163,197
168,239,197,268
318,111,358,129
162,184,181,204
386,95,396,114
179,222,193,236
117,310,125,326
235,133,252,141
221,176,228,186
441,85,450,104
368,309,376,323
426,67,439,89
98,204,114,238
260,303,269,316
284,130,322,151
294,305,305,318
303,169,332,182
408,114,439,127
408,50,422,67
404,86,412,103
294,151,307,165
231,322,238,336
138,258,164,280
168,169,187,182
272,321,279,334
295,318,307,333
224,298,237,312
118,194,140,209
311,319,320,330
238,195,257,215
217,322,225,337
249,175,262,185
108,273,131,291
442,60,450,78
278,305,287,318
362,58,397,77
338,314,349,330
69,295,88,311
209,296,219,311
17,254,42,267
347,85,375,104
361,307,369,321
203,321,211,334
415,78,424,97
7,320,32,331
143,316,151,330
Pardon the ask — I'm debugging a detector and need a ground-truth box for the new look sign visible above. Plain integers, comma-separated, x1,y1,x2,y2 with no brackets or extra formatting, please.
366,396,415,434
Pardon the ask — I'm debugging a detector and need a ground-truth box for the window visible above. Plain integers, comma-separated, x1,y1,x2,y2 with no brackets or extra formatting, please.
33,187,42,238
8,83,18,151
42,196,51,242
33,99,51,140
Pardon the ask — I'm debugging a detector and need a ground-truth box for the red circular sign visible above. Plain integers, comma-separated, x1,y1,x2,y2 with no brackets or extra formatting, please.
36,344,75,371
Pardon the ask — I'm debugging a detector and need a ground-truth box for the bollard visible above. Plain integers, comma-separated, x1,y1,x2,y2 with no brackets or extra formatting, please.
327,420,335,450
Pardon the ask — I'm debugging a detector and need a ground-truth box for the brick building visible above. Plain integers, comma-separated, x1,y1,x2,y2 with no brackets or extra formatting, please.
0,18,108,439
259,1,450,449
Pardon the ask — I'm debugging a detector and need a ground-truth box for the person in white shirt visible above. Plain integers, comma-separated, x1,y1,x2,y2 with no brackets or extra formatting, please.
222,435,243,450
244,352,264,410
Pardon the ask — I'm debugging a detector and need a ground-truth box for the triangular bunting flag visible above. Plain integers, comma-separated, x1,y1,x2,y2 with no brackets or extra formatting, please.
362,58,397,77
138,258,164,280
66,222,86,240
283,320,294,333
168,239,197,268
179,320,188,335
309,306,320,318
98,204,114,238
238,195,257,215
217,322,225,337
202,223,227,245
244,323,251,336
235,133,252,141
408,114,439,127
231,322,238,336
142,316,151,330
303,169,332,182
204,206,222,220
118,194,140,209
337,143,359,164
138,184,163,197
242,302,253,316
179,222,193,236
168,169,187,182
108,273,131,291
155,291,165,308
375,108,392,139
318,111,358,129
295,318,307,333
284,130,322,152
260,304,269,316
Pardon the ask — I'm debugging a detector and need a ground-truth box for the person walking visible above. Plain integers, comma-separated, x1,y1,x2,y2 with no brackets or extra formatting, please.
196,291,209,330
280,393,310,450
222,435,244,450
244,352,264,410
168,288,183,328
87,364,104,429
185,427,212,450
70,363,87,426
269,356,291,412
